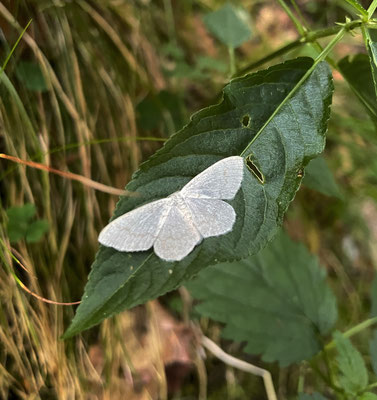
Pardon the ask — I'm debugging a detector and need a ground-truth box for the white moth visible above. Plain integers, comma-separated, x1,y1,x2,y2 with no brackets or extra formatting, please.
98,156,244,262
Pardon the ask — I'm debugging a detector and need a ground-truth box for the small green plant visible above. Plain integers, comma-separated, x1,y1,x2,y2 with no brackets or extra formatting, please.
6,203,49,243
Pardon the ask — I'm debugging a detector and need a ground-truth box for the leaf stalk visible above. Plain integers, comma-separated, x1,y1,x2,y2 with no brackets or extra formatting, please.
325,316,377,351
240,26,346,157
237,19,363,76
368,0,377,19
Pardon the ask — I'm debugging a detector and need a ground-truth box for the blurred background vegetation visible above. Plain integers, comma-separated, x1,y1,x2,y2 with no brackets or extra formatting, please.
0,0,376,398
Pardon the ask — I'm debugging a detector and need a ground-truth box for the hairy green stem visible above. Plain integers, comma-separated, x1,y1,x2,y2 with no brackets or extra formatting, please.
228,47,236,76
240,26,346,157
325,316,377,351
368,0,377,19
237,20,363,76
344,0,368,17
365,381,377,390
290,0,309,30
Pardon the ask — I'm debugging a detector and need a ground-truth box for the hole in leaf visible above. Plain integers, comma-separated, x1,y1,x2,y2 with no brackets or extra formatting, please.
241,114,250,127
245,155,265,184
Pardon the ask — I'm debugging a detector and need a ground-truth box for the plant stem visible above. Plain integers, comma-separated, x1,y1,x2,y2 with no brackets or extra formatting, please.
228,47,236,76
163,0,177,45
240,26,346,157
365,381,377,390
290,0,309,31
310,358,345,398
344,0,368,17
368,0,377,19
277,0,306,35
322,345,338,393
325,316,377,351
237,20,363,76
0,153,130,196
237,39,301,76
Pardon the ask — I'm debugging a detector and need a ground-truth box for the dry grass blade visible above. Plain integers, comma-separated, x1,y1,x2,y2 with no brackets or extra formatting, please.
1,239,80,306
0,153,133,196
78,1,147,84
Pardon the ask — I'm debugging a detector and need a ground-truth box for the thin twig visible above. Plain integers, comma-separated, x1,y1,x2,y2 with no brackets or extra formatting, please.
201,336,277,400
0,153,134,196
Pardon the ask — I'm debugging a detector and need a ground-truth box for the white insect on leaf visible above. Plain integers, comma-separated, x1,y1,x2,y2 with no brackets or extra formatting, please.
98,156,244,262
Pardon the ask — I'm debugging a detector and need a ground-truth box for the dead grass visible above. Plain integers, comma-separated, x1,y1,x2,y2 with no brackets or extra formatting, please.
1,1,376,399
0,1,168,398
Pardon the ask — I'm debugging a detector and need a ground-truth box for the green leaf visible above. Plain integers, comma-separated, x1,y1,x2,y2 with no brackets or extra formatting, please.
360,393,377,400
136,90,185,133
6,204,36,243
187,231,337,366
298,393,328,400
370,330,377,376
368,0,377,18
63,57,333,338
344,0,368,16
15,61,47,92
334,331,368,394
25,219,49,243
303,156,342,198
371,275,377,317
196,56,228,73
365,28,377,107
161,42,185,61
338,54,377,121
6,203,36,222
203,3,252,48
7,225,26,243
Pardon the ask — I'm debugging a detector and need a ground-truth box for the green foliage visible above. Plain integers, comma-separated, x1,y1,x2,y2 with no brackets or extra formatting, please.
25,220,50,243
338,54,377,121
203,3,252,48
370,330,377,376
298,393,329,400
161,37,227,80
334,331,369,395
162,43,227,80
360,393,377,400
303,156,342,198
6,204,49,243
365,28,377,103
187,231,337,366
196,56,228,74
371,276,377,317
136,90,185,133
63,57,333,338
15,61,47,92
343,0,368,16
